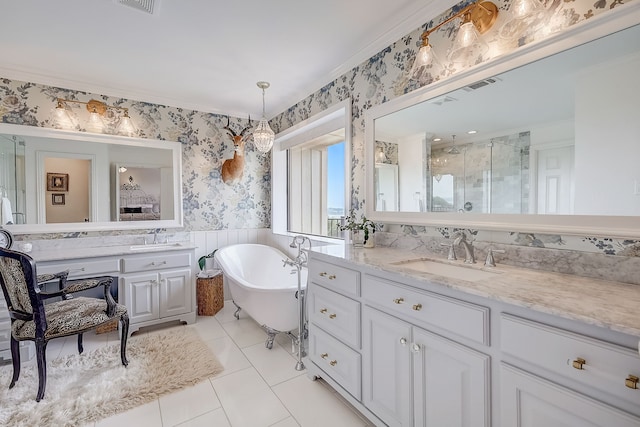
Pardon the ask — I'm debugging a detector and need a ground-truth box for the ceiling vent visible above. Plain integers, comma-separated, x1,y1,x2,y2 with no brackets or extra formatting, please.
428,95,457,106
463,77,502,91
118,0,156,14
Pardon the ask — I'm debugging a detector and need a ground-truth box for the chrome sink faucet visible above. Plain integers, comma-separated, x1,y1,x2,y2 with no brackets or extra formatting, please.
453,231,475,264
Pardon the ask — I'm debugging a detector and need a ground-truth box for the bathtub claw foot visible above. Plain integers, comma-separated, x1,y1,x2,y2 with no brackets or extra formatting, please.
232,300,241,320
263,326,279,350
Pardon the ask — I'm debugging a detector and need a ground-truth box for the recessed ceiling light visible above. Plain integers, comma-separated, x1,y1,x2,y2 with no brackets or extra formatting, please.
433,137,442,142
467,130,477,134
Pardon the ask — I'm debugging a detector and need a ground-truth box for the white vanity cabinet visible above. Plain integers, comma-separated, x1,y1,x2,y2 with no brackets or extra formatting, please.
120,251,194,334
362,274,490,427
500,314,640,426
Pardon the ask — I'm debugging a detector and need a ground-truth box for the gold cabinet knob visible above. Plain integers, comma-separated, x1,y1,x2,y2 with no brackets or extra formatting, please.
329,313,337,319
330,360,338,366
412,303,422,311
572,357,586,370
393,298,404,304
319,272,327,277
319,308,328,314
328,274,337,280
625,375,639,389
320,353,328,359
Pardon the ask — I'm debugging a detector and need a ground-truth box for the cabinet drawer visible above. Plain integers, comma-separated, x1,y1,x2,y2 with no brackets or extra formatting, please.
37,258,120,278
122,252,191,273
362,274,489,345
501,314,640,406
308,283,361,349
310,326,362,400
309,259,360,297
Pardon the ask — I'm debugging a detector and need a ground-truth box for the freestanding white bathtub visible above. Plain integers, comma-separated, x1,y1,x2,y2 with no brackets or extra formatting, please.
215,244,308,348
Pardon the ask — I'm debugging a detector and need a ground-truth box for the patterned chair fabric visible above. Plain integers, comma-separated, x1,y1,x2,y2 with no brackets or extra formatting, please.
0,247,129,401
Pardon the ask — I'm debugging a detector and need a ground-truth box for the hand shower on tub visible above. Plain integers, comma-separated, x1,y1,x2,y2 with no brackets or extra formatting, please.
283,235,311,371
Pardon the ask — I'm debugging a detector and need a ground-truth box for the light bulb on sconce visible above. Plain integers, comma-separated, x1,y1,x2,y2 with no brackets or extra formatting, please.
51,98,137,136
375,147,387,163
499,0,547,41
410,1,498,80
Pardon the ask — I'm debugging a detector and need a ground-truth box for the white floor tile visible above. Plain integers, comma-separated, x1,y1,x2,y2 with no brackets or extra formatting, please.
175,407,231,427
159,380,221,426
95,400,162,427
273,375,369,427
205,335,252,377
189,315,227,341
242,341,304,386
221,317,268,349
212,367,290,427
270,417,300,427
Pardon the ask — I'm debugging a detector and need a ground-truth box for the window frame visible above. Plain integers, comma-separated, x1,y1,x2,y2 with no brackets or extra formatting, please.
272,99,352,241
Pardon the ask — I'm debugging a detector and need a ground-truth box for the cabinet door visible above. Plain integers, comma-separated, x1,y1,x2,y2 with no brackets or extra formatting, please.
363,306,412,427
501,364,640,427
159,268,192,318
413,327,490,427
122,273,159,324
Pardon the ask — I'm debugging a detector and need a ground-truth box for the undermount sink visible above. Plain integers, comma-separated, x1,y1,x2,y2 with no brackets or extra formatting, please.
390,258,502,282
129,242,183,250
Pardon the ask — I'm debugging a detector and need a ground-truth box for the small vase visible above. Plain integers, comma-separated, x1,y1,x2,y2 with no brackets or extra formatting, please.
351,230,364,247
364,236,375,248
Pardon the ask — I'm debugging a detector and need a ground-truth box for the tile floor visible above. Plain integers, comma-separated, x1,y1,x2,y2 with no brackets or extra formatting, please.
38,301,373,427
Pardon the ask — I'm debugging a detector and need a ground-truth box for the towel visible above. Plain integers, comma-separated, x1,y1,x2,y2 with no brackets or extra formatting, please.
1,197,13,225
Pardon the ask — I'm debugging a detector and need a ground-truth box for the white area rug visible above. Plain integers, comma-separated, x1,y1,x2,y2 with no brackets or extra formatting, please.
0,327,223,426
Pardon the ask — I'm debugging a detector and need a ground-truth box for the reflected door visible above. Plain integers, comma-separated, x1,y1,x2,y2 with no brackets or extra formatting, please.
536,146,574,214
375,163,398,211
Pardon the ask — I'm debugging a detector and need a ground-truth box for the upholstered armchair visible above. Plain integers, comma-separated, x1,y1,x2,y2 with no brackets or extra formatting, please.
0,247,129,401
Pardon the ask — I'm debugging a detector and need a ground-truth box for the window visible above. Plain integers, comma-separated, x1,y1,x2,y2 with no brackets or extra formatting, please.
272,100,351,239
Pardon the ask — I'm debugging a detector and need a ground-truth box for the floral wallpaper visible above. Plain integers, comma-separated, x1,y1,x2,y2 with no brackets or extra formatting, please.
0,81,270,232
1,0,639,262
268,0,640,258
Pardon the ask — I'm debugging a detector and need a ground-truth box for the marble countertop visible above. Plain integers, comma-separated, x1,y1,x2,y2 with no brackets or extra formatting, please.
311,245,640,338
29,242,197,262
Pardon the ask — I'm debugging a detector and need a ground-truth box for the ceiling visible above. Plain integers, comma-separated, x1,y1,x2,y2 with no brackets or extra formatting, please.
0,0,443,120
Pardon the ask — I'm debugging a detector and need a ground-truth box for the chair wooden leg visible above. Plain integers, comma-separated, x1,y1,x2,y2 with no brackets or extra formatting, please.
35,338,47,402
9,336,21,389
120,313,129,366
77,333,84,354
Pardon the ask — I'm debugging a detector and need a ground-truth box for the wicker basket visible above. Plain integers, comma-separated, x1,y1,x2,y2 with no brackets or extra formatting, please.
197,272,224,316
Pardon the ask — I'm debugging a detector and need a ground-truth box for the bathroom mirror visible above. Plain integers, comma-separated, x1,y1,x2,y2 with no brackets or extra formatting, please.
0,123,183,234
365,11,640,237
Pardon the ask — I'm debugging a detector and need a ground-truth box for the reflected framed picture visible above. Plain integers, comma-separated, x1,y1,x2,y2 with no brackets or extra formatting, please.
47,173,69,192
52,193,65,205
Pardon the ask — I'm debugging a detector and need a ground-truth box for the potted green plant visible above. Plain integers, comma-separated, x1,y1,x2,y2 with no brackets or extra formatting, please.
197,249,217,276
338,209,379,248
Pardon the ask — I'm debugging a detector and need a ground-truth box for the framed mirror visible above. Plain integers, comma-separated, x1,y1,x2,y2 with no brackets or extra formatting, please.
0,123,183,234
365,8,640,238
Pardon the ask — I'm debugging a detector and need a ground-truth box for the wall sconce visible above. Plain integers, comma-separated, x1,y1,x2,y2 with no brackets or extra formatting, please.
499,0,546,41
411,1,498,80
52,98,137,137
375,147,387,163
252,81,275,154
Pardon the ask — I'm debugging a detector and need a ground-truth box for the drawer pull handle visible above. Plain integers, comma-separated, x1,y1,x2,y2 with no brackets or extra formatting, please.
328,274,337,280
151,261,167,266
393,298,404,304
319,272,327,277
320,353,328,359
329,313,337,319
329,360,338,366
572,357,586,370
319,308,328,314
625,375,639,389
412,303,422,311
399,337,407,345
